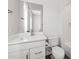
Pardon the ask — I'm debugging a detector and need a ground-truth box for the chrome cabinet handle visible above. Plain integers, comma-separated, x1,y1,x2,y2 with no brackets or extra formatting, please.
35,51,42,55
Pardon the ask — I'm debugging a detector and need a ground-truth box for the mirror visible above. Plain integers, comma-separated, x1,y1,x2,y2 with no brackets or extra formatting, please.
20,1,43,33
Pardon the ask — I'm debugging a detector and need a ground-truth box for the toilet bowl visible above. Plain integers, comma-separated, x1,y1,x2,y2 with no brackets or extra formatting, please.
52,46,65,59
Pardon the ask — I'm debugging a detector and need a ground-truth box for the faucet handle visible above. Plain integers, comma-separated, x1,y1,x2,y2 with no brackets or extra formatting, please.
27,31,30,32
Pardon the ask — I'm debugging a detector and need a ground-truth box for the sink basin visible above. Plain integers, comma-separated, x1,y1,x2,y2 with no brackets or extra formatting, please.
8,33,30,44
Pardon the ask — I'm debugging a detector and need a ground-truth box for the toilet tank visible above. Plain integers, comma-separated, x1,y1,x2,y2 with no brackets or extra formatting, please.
49,37,59,47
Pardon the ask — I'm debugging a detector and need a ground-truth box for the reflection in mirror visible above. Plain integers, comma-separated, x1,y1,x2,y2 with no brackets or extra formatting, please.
32,10,41,32
8,0,43,36
28,2,43,33
20,1,43,34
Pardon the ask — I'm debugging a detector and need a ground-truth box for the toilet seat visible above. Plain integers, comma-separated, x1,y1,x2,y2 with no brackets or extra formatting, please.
52,46,65,59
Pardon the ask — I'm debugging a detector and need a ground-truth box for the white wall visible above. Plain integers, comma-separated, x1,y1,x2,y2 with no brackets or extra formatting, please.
58,0,71,43
8,0,20,36
43,0,59,38
57,0,64,38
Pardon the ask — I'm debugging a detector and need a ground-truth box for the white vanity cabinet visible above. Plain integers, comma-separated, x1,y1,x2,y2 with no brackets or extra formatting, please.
8,40,46,59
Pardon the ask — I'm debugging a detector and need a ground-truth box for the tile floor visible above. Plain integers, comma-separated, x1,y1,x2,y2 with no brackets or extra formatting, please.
46,54,70,59
64,55,70,59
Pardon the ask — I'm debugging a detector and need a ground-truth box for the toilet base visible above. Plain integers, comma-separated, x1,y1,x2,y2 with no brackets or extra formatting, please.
46,54,69,59
52,46,65,59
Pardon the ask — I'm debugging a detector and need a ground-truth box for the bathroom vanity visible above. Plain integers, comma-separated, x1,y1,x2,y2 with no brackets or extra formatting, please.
8,0,46,59
8,33,46,59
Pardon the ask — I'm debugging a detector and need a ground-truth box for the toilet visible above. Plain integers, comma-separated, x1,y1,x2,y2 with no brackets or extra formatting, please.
52,46,65,59
48,38,65,59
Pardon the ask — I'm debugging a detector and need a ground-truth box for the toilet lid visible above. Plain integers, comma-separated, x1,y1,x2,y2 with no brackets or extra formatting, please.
52,46,65,56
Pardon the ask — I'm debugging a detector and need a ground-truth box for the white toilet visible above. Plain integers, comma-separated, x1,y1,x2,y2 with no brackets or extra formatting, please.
52,46,65,59
49,38,65,59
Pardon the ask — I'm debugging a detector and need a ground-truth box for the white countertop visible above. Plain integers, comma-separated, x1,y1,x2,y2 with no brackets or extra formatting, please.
8,32,47,45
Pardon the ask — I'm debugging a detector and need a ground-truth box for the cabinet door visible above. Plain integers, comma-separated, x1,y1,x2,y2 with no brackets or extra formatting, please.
20,49,29,59
30,46,45,59
8,50,20,59
8,49,29,59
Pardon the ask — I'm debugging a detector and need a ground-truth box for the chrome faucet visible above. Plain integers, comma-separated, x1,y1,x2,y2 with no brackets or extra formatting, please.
30,29,34,36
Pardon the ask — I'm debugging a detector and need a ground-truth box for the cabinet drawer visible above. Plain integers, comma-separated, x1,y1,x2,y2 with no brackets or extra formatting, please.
8,44,20,52
30,46,45,59
9,41,45,52
8,50,20,59
21,41,45,49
